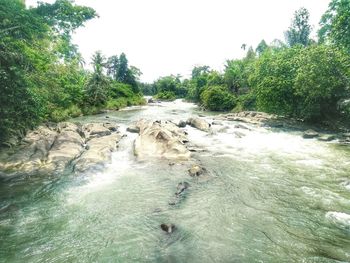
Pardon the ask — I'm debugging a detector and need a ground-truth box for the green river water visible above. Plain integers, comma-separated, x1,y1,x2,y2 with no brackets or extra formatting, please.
0,100,349,262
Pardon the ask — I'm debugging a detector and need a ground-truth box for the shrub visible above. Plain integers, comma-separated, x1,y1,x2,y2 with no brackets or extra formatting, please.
154,91,176,101
200,86,237,111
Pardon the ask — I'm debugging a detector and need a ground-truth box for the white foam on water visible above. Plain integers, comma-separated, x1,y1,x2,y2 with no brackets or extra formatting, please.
326,212,350,227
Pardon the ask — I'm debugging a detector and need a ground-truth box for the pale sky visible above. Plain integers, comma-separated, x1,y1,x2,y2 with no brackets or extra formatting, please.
27,0,330,82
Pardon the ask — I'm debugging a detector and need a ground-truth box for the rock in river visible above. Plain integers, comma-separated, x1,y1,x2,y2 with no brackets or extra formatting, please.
176,181,190,196
0,121,123,177
188,165,204,176
186,117,211,132
134,119,191,160
161,223,176,233
302,129,319,139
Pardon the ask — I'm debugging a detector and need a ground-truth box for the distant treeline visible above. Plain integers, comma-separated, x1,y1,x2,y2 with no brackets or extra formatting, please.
144,2,350,125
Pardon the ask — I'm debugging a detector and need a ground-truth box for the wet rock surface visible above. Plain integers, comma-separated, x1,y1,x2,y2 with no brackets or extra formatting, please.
188,165,205,177
0,121,123,177
161,223,175,234
186,117,211,132
302,129,319,139
134,119,191,160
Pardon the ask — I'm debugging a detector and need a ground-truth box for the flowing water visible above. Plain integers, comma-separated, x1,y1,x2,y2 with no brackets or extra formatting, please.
0,100,350,262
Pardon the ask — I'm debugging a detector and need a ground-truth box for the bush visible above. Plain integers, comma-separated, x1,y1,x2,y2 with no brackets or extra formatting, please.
154,91,176,101
48,105,83,122
109,83,134,98
200,86,237,111
235,92,257,111
251,45,350,121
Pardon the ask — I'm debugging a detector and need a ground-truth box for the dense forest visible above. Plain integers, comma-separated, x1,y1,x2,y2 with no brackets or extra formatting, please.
0,0,144,144
1,0,350,146
144,1,350,125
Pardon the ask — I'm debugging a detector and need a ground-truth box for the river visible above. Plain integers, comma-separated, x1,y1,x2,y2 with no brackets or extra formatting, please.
0,100,349,262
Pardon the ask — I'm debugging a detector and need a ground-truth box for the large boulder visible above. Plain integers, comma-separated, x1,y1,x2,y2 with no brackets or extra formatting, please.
186,117,210,132
45,123,84,172
127,124,140,134
0,121,123,177
74,133,122,173
134,120,191,160
83,123,111,139
0,125,57,174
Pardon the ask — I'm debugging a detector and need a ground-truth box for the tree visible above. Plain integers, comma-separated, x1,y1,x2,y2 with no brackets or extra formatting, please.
85,51,109,106
117,53,128,83
224,60,245,93
106,55,119,81
251,45,350,121
191,65,210,79
256,40,269,55
319,0,350,52
285,7,312,47
200,86,236,111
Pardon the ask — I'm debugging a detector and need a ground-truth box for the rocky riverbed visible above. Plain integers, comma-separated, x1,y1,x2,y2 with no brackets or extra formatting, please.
0,100,349,262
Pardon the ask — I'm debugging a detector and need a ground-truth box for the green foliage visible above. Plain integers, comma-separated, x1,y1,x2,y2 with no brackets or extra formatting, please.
256,40,269,55
200,86,237,111
250,47,300,115
106,53,141,93
224,60,245,93
0,0,145,144
293,45,349,120
285,7,312,47
319,0,350,52
0,0,50,142
140,83,157,95
236,92,257,111
85,51,109,106
154,75,186,98
155,91,177,101
251,45,350,121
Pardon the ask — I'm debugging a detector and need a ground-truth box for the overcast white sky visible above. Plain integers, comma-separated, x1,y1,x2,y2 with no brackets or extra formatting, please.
27,0,330,82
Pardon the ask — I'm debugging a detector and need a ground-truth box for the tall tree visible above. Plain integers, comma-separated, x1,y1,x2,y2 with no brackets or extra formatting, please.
117,53,129,83
255,40,269,55
285,7,312,47
85,51,109,106
106,55,119,81
191,65,210,79
319,0,350,52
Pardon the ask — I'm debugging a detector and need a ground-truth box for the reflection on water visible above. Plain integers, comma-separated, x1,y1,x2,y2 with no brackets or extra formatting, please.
0,100,349,262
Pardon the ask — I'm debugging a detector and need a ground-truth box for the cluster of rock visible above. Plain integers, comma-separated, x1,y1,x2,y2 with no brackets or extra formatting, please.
0,122,122,177
132,119,191,160
215,111,283,126
215,111,350,144
125,117,211,234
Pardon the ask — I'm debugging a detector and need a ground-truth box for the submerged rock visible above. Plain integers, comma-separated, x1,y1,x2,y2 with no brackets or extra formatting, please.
126,124,140,134
186,117,210,132
303,129,319,139
233,131,246,138
178,120,187,128
318,134,337,142
234,124,250,130
134,119,191,160
188,165,204,177
161,223,176,233
176,182,190,196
